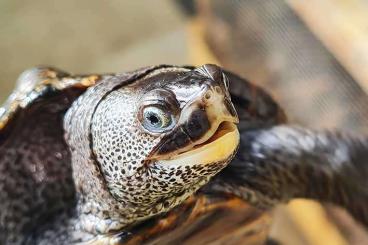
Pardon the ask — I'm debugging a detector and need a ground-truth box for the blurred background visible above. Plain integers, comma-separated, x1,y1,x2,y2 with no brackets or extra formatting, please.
1,0,368,244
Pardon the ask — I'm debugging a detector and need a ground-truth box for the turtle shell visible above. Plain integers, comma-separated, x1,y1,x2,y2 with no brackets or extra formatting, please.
0,65,285,244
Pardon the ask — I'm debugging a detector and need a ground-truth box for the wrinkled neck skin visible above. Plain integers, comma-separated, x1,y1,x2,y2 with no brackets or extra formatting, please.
62,78,140,242
212,125,368,227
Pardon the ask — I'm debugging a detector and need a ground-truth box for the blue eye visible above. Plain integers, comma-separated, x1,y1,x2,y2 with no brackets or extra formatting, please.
142,106,174,133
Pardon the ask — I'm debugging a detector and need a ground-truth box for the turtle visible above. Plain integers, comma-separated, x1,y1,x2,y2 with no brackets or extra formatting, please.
0,64,367,245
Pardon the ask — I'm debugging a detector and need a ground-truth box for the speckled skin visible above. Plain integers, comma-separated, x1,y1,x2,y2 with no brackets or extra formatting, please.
1,64,366,245
62,65,240,243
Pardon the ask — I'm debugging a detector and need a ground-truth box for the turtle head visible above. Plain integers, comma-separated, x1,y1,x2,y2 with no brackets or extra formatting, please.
67,64,239,225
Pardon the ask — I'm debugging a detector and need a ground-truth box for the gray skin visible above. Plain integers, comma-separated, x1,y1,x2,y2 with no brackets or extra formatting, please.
212,125,368,226
0,64,367,244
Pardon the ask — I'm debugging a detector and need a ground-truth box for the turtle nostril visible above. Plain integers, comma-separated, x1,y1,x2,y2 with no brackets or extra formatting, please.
204,90,212,101
215,86,222,94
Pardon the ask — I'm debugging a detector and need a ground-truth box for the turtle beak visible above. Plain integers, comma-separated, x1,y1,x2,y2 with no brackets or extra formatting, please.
149,64,239,161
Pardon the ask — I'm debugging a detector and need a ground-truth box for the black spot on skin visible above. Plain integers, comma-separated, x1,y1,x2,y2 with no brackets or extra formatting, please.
163,201,170,208
104,171,111,178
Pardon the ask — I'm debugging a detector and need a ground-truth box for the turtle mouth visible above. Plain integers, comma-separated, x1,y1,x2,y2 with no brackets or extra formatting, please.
158,121,239,165
186,121,237,152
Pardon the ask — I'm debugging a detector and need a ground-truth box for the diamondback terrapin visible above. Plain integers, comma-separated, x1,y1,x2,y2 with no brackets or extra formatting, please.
0,64,367,245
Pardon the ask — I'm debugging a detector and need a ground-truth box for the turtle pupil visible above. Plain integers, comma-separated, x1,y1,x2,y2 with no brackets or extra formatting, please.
148,114,159,125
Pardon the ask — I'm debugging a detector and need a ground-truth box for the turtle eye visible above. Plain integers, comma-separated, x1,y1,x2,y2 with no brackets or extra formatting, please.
141,106,175,133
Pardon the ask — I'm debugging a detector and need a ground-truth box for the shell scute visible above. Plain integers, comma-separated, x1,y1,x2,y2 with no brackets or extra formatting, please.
0,67,105,133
